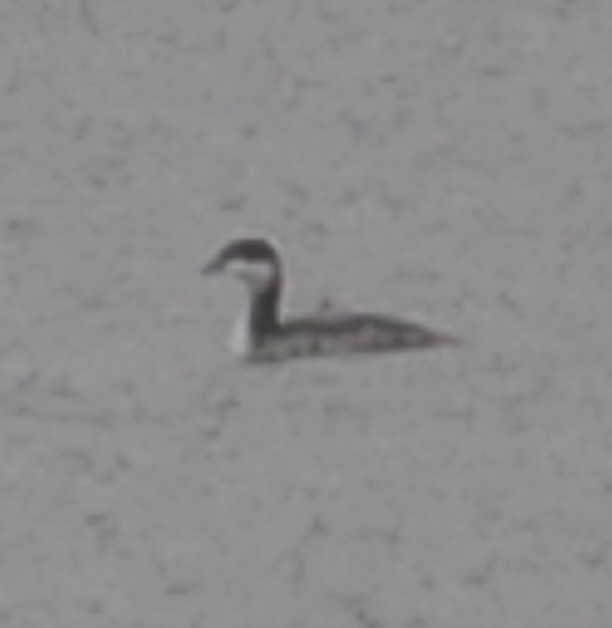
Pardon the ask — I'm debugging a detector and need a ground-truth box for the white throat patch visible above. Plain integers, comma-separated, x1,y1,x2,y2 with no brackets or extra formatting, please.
224,259,276,292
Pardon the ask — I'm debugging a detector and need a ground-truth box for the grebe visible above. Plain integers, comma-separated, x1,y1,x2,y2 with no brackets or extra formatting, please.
201,238,457,362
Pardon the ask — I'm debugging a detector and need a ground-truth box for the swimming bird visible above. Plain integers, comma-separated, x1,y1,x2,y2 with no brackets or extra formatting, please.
201,238,457,362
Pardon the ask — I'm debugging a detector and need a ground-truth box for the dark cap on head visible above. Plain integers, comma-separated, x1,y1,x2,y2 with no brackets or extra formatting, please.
202,238,280,274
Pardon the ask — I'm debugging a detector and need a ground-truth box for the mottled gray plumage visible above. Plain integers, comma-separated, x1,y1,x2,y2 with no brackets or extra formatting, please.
202,238,457,362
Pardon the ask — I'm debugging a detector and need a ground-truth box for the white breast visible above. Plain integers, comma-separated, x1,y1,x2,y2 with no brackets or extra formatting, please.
229,311,253,357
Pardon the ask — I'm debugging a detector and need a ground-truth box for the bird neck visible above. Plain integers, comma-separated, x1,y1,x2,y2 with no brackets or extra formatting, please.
248,278,281,344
